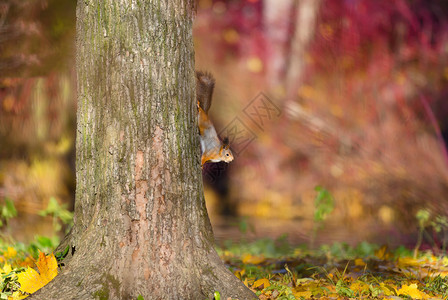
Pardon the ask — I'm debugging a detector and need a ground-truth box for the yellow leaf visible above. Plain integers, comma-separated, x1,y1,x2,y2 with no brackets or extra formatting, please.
2,262,12,274
4,247,17,259
17,251,58,295
253,278,270,289
296,278,312,284
354,258,366,266
241,254,265,265
35,251,58,283
234,269,245,280
294,290,312,298
397,283,429,299
350,281,369,293
437,271,448,277
374,245,391,260
17,268,45,294
379,283,395,296
398,257,421,268
442,256,448,266
8,291,28,300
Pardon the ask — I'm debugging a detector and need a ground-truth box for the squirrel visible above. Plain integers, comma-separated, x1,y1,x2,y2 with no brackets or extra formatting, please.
196,71,234,167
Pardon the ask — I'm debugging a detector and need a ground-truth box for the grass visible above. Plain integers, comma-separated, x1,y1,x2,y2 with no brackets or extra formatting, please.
0,234,447,299
216,238,448,299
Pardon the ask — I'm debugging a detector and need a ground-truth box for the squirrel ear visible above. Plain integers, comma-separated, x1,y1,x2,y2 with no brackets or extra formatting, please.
222,137,230,148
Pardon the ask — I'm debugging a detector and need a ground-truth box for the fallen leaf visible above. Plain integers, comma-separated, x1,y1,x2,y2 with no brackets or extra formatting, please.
243,278,248,287
20,256,35,268
442,257,448,266
17,268,45,294
241,254,265,265
234,268,245,280
379,283,396,296
2,262,12,274
17,251,58,295
397,283,429,299
294,290,312,298
398,257,422,268
354,258,366,266
350,281,369,294
253,278,270,289
8,291,28,300
375,245,391,260
4,247,17,259
35,251,58,283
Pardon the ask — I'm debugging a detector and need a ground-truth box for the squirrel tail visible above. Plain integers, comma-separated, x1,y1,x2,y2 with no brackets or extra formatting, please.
196,71,215,113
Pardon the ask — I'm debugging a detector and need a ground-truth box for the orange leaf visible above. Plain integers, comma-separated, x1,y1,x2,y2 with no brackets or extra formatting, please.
253,278,270,289
35,251,58,283
17,251,58,295
20,256,35,268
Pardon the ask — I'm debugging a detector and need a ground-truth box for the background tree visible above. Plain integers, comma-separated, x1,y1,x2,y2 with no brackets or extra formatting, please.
32,0,255,299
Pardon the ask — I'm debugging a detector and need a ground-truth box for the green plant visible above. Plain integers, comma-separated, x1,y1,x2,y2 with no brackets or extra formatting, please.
55,245,70,267
0,197,17,228
413,210,448,257
27,235,60,257
322,262,356,298
423,275,448,298
431,215,448,252
311,186,334,249
232,216,256,236
39,197,73,233
414,209,430,258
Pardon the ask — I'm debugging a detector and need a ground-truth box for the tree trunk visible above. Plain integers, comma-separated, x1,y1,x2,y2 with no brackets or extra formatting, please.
31,1,256,299
285,0,321,101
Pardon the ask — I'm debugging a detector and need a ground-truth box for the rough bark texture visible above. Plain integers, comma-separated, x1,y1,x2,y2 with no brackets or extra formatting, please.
31,1,256,299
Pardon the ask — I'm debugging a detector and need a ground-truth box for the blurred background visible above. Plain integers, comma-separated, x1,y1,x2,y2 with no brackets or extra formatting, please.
1,0,448,251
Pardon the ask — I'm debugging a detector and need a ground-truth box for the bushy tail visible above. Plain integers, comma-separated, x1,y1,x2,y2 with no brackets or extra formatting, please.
196,71,215,113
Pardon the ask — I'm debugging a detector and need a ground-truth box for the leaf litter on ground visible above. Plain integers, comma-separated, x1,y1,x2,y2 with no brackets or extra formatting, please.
217,239,448,299
0,236,447,299
0,238,59,300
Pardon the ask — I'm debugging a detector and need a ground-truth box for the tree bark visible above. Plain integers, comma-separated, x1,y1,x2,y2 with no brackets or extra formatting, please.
31,1,256,299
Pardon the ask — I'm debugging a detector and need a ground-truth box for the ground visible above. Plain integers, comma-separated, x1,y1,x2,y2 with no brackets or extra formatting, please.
1,234,448,299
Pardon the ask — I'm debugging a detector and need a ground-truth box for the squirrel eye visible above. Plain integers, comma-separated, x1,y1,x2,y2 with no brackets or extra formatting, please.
226,153,229,156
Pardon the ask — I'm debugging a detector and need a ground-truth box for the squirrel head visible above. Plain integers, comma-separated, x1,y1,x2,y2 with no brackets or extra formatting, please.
220,137,234,163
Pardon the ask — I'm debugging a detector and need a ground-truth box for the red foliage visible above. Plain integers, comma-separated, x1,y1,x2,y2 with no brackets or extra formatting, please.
311,0,448,73
195,0,265,60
